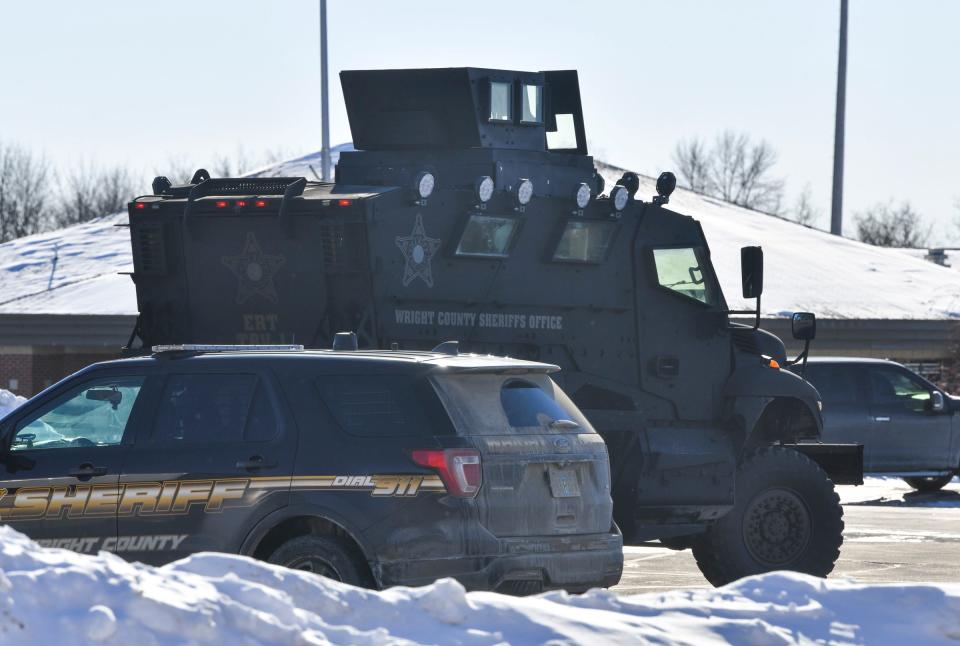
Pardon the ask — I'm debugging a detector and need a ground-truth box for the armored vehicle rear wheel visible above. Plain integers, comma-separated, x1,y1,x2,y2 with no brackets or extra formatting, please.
691,447,843,587
268,535,372,587
903,475,954,492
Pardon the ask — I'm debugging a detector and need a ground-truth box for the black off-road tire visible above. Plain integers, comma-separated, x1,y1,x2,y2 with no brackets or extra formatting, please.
903,475,954,492
268,535,373,587
691,447,843,587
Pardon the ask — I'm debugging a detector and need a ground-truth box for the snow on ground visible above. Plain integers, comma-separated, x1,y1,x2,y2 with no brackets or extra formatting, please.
0,389,25,419
1,526,959,645
1,148,959,319
838,476,960,508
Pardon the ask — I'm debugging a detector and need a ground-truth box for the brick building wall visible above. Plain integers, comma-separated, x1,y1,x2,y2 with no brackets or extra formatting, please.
0,345,121,397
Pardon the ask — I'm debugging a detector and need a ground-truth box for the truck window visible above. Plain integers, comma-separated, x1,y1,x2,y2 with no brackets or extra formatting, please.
489,81,512,122
431,373,594,436
867,367,932,413
553,220,616,263
456,214,520,257
11,376,145,451
521,84,543,124
652,246,717,306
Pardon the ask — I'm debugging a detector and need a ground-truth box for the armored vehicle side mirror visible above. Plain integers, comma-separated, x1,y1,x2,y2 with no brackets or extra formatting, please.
791,312,816,341
740,246,764,299
931,390,946,412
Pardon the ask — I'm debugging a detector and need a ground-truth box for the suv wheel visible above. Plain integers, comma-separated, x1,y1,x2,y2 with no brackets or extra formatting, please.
691,447,843,587
268,535,372,587
903,475,954,492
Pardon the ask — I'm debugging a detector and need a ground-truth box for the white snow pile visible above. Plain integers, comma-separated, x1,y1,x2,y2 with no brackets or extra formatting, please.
1,527,960,645
0,389,25,420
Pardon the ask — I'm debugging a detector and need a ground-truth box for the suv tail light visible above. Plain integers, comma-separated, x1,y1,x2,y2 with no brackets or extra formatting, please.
411,449,482,497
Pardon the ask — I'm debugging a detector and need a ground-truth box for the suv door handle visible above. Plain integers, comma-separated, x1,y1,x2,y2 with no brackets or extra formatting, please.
235,455,277,471
874,416,891,422
69,463,108,478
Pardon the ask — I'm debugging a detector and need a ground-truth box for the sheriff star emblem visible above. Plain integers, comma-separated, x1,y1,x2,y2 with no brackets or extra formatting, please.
221,232,286,304
396,214,441,287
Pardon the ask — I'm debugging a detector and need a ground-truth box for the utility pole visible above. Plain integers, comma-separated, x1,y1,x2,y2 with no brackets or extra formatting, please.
830,0,849,236
320,0,331,181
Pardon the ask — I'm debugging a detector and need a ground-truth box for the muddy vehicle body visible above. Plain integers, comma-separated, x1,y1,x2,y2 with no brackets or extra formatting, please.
128,67,862,584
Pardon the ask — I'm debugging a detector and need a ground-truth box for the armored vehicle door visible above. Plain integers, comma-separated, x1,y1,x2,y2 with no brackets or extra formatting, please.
633,206,730,421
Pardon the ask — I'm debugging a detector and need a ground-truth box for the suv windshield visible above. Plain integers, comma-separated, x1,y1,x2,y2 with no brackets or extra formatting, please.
431,373,593,435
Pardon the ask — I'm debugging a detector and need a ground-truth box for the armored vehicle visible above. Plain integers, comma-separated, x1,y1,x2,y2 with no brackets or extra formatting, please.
127,67,863,585
0,344,622,593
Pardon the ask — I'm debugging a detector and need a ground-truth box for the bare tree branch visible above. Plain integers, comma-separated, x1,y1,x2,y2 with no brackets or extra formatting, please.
855,201,929,247
0,142,54,242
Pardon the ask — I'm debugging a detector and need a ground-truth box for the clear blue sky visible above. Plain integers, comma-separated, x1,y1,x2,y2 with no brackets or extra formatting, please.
2,0,958,242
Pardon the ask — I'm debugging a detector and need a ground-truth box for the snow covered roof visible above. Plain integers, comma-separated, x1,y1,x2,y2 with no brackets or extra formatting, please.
1,148,958,320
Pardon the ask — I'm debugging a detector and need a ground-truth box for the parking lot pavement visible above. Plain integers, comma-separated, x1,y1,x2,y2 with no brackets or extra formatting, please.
614,481,960,596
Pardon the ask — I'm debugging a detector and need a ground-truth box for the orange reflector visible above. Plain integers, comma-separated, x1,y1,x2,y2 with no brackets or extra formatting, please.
338,199,352,207
767,358,780,369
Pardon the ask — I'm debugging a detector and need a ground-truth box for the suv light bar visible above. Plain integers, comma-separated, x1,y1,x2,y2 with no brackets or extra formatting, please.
151,344,304,354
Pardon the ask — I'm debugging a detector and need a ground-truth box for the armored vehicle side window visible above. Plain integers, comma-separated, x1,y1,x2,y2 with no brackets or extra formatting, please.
652,247,716,306
547,114,577,150
153,374,276,444
11,376,146,451
553,220,616,263
315,376,451,437
456,215,520,257
521,84,543,124
489,81,512,122
432,373,594,435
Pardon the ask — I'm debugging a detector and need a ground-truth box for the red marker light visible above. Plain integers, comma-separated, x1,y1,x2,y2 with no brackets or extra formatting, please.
215,200,229,209
134,203,146,210
235,200,248,208
338,199,352,207
254,200,268,208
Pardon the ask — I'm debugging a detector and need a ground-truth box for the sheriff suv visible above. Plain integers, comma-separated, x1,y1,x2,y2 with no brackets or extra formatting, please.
0,343,622,593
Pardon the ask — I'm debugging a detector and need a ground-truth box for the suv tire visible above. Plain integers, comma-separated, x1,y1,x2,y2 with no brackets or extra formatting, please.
268,535,372,587
692,447,843,587
903,475,954,492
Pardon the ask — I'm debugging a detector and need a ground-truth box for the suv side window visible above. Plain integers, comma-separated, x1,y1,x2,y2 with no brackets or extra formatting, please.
153,374,277,444
10,376,146,451
804,365,861,406
867,367,932,413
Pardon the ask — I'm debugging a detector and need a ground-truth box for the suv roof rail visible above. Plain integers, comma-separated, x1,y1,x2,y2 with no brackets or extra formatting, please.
151,344,305,355
431,340,459,356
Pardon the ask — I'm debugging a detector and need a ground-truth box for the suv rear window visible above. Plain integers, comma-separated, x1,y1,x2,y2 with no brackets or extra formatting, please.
432,373,593,435
315,376,452,437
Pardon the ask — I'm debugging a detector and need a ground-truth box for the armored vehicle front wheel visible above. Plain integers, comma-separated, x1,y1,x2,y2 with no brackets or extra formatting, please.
903,474,954,492
268,535,372,587
691,447,843,587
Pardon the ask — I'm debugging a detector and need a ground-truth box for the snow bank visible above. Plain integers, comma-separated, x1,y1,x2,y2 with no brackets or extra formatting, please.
1,527,959,645
0,389,25,420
